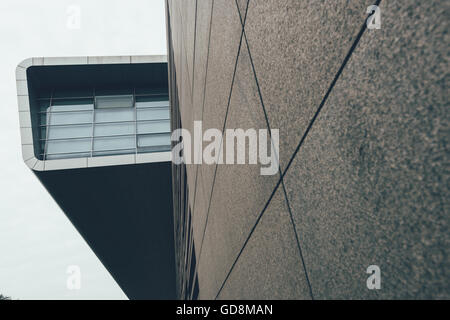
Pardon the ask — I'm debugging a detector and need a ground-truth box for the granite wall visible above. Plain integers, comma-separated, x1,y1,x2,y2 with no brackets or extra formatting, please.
167,0,449,299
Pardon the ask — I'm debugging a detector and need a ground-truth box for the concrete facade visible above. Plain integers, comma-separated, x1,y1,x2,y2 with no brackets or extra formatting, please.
167,0,449,299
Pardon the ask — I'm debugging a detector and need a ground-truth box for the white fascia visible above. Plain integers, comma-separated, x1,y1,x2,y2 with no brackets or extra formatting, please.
16,55,171,171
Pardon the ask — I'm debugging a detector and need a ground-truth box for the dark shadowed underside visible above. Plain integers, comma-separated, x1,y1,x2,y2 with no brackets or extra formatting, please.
34,162,175,299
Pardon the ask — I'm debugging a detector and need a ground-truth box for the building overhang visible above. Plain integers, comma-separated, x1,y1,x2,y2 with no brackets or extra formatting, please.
16,55,171,171
15,56,176,299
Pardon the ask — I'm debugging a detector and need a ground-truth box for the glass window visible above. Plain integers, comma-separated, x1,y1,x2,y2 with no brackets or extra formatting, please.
137,108,169,121
137,120,170,134
48,111,93,126
39,90,170,160
93,136,135,152
95,108,134,123
96,95,133,109
94,122,135,137
47,124,92,140
93,149,136,157
46,152,91,160
46,138,91,155
136,100,169,108
52,99,94,112
138,133,171,149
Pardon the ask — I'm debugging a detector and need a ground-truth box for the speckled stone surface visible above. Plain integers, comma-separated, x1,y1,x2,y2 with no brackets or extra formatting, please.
192,168,209,263
178,46,196,211
179,25,193,135
217,187,312,300
197,40,279,299
167,0,179,62
244,0,375,171
192,0,213,123
181,0,197,95
168,0,184,103
189,1,214,212
192,175,210,302
283,0,449,299
200,0,244,212
169,0,449,299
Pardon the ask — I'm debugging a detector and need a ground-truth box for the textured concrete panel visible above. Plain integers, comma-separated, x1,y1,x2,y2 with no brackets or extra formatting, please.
181,0,197,99
192,168,209,260
284,1,449,299
169,0,201,238
244,0,375,171
169,0,185,111
192,0,213,122
174,0,196,209
179,35,193,135
190,1,214,206
200,0,243,204
169,0,182,77
191,169,210,297
217,187,311,300
179,41,196,211
198,40,278,299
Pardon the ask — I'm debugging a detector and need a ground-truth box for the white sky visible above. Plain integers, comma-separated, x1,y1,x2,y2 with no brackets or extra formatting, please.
0,0,167,300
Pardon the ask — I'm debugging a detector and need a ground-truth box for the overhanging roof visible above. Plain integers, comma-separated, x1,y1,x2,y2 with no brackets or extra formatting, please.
16,56,176,299
16,55,170,171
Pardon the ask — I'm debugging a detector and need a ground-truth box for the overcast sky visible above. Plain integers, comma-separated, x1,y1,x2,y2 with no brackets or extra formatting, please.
0,0,167,300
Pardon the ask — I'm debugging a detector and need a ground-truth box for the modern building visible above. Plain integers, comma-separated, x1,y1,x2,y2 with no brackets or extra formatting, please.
165,0,448,300
17,0,448,300
16,55,176,299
